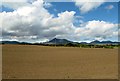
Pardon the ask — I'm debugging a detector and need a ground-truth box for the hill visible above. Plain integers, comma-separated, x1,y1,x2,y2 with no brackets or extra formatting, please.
44,38,73,44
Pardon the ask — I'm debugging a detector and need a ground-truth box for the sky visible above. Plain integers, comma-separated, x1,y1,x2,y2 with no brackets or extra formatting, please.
0,0,119,43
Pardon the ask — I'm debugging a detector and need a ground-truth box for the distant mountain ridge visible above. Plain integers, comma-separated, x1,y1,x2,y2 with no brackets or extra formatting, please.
90,40,119,45
1,41,30,44
45,38,72,44
1,38,119,45
1,41,20,44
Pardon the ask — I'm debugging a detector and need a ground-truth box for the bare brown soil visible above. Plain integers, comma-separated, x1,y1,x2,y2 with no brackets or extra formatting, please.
2,45,118,79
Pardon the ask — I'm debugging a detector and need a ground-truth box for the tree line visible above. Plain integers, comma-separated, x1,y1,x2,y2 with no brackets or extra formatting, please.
22,43,119,49
2,42,120,49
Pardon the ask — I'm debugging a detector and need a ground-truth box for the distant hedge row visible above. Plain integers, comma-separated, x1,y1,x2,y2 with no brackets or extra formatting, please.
29,43,119,49
3,42,119,49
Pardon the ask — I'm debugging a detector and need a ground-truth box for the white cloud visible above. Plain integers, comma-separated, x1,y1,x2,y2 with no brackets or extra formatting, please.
1,0,77,42
74,0,105,13
2,0,51,10
1,0,32,10
105,5,114,10
43,2,52,8
75,20,118,41
1,0,118,42
1,0,27,2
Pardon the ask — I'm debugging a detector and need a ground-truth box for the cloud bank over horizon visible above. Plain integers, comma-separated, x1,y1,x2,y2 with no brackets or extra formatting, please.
0,0,119,42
